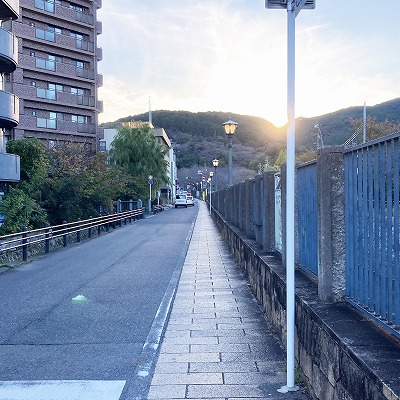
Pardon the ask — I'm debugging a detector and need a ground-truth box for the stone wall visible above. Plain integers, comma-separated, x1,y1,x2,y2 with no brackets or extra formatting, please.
213,209,400,400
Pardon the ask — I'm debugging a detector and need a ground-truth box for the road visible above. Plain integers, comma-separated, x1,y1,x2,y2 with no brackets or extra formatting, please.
0,204,198,399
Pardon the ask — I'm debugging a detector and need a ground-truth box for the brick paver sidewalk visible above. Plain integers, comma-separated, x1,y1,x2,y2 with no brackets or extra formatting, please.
147,202,309,399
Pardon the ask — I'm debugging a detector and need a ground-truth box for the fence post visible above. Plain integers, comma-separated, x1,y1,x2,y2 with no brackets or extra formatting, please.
45,224,51,254
317,146,346,303
21,227,28,261
263,171,276,252
63,221,68,247
77,219,81,243
88,217,92,238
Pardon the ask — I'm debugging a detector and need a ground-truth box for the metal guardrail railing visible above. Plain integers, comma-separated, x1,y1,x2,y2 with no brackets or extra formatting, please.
0,208,145,263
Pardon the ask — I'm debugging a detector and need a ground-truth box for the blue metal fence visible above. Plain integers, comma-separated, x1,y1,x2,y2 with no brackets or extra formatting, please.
297,162,318,276
344,133,400,330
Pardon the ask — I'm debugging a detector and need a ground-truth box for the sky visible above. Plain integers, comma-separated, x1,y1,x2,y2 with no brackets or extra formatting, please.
97,1,400,127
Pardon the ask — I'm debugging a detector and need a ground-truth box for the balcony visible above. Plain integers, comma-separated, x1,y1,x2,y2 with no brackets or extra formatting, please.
0,27,18,73
77,95,95,107
0,90,19,128
0,0,19,20
96,47,103,61
0,153,20,183
75,10,94,25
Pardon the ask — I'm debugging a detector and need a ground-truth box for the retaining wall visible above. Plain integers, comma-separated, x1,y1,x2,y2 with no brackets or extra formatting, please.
213,209,400,400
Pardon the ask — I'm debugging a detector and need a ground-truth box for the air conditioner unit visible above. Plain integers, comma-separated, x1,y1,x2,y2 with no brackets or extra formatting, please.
265,0,315,9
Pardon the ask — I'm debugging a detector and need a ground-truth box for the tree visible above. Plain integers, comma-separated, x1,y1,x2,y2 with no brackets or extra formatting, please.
41,142,125,224
349,116,400,142
6,138,49,195
109,125,168,200
0,188,48,234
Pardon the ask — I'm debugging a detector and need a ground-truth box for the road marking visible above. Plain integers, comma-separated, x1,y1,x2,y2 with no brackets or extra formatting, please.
0,380,126,400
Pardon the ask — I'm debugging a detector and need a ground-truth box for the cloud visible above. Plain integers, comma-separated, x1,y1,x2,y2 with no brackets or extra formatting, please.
98,1,400,126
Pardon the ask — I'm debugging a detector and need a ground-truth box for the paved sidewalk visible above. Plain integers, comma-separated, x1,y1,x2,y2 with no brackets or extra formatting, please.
147,202,309,400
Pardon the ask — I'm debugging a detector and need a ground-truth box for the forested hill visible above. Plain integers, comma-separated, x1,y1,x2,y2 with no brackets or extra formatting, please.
102,98,400,171
106,110,286,148
296,98,400,147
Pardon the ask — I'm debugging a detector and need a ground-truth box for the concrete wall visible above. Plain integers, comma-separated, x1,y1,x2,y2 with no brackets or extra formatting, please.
212,209,400,400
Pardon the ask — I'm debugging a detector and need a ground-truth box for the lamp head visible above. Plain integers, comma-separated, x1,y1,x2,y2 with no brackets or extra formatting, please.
223,119,238,136
212,158,219,168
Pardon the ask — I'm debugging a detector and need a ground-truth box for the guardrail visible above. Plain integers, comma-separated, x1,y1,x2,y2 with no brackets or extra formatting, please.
0,208,145,264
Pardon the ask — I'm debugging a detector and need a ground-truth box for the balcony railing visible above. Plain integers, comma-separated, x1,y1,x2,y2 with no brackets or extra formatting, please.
37,117,56,129
35,57,55,71
75,11,94,25
76,39,94,53
77,95,95,107
34,0,55,13
76,67,95,80
0,28,18,74
0,90,19,128
0,153,20,183
77,123,96,134
36,88,56,101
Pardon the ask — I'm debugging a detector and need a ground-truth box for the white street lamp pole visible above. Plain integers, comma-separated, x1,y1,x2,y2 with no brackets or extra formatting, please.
283,1,296,392
265,0,315,394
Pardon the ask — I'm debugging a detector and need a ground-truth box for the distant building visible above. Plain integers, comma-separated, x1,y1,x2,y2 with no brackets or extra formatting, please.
9,0,103,151
101,123,177,204
0,0,20,193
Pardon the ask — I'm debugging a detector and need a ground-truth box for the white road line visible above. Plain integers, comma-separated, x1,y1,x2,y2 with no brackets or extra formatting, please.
0,380,126,400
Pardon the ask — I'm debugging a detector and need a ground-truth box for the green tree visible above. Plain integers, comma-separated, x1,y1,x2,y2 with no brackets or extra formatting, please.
349,116,400,142
273,149,287,169
6,137,49,195
109,125,168,200
41,142,125,224
0,188,48,234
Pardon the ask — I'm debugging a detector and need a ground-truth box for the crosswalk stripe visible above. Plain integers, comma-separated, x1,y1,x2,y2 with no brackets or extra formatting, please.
0,380,126,400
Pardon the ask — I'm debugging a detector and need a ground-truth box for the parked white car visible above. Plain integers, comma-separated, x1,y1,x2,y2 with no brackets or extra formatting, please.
175,194,187,208
186,195,194,206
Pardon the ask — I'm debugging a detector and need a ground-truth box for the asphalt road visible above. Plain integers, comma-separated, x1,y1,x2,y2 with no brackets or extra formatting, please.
0,204,198,399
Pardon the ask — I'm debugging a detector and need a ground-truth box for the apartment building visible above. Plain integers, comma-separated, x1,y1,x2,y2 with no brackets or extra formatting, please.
10,0,103,151
0,0,20,192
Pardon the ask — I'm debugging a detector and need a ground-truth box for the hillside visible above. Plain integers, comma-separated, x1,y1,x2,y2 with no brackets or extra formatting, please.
102,98,400,185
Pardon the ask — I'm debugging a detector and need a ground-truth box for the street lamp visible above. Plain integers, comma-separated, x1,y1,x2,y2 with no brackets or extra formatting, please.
223,119,238,186
265,0,316,394
212,158,219,191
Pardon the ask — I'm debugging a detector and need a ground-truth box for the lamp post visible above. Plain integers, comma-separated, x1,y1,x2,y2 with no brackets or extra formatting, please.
265,0,316,394
208,172,214,214
223,119,238,186
212,158,219,191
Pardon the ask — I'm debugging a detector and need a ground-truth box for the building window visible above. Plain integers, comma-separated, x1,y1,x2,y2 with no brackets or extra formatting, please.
36,57,55,71
35,28,55,42
34,0,54,13
32,110,37,116
69,2,85,13
48,83,63,92
37,87,56,100
49,140,55,148
99,140,106,151
70,59,85,69
70,87,86,96
30,51,35,57
72,114,88,124
50,112,64,120
69,31,83,41
37,117,56,129
48,26,62,35
30,81,36,86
